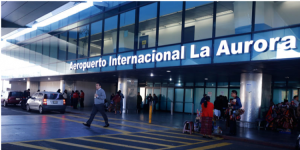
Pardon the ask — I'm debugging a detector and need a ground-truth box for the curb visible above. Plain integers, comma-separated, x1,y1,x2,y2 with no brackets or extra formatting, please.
213,134,295,150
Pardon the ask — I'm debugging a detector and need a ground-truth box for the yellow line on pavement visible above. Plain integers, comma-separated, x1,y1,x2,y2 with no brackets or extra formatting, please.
187,142,232,150
141,132,207,142
68,114,157,132
123,134,191,145
100,135,176,148
158,131,223,140
48,115,130,134
46,139,106,150
74,137,153,150
9,142,57,150
74,114,175,129
156,141,206,150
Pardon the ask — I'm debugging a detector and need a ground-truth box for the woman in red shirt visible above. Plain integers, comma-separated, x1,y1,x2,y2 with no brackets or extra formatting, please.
201,96,214,138
73,90,79,109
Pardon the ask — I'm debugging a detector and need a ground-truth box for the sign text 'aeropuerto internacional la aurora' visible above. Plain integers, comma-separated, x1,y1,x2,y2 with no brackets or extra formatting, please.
70,35,296,71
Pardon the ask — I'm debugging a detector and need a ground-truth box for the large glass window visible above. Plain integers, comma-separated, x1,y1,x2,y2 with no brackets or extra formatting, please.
184,2,214,42
36,40,42,65
216,1,252,37
68,28,78,60
58,32,67,61
158,2,183,46
255,1,300,31
90,20,103,57
42,38,50,64
50,35,58,63
119,10,135,52
29,43,36,63
103,15,118,54
78,25,89,58
138,3,157,49
24,45,30,62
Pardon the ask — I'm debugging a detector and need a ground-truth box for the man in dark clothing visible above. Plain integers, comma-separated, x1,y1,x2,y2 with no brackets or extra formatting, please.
214,96,223,119
228,90,242,136
153,94,158,111
80,90,85,108
200,94,207,105
137,92,142,112
147,94,153,105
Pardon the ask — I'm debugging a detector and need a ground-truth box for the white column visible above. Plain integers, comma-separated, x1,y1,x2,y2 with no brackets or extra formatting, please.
60,80,65,92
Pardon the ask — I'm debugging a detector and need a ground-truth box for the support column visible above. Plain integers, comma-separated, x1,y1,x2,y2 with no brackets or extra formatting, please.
26,81,40,96
118,78,138,113
60,80,65,92
239,73,272,128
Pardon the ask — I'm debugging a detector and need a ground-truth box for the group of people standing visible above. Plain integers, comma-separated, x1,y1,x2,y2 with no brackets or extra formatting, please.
58,89,84,109
108,90,124,114
200,90,242,138
146,93,159,111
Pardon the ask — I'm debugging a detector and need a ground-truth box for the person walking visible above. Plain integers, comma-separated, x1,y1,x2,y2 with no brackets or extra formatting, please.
80,90,85,108
200,96,214,138
113,91,122,115
83,82,109,127
137,92,142,113
228,90,242,136
73,90,79,109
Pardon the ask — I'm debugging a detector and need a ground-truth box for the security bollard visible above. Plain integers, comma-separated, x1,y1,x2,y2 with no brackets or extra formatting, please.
149,101,153,124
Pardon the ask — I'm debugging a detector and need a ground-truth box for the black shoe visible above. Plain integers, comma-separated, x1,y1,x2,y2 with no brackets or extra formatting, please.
103,124,109,127
83,123,90,127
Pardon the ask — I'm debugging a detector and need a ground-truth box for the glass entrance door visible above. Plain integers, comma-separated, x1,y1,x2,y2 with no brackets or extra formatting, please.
184,88,193,113
160,87,167,110
175,88,184,112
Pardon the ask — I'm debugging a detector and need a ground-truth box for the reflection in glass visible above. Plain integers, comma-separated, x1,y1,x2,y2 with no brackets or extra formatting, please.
103,15,118,54
68,28,77,60
30,43,36,63
36,40,42,65
58,32,67,61
24,45,30,62
216,1,252,37
90,20,103,57
255,2,300,31
78,25,89,58
119,10,135,52
184,2,213,42
138,3,157,49
42,38,50,64
50,35,58,63
159,2,183,46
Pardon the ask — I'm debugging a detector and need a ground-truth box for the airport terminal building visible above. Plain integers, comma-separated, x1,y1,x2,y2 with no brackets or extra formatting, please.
1,1,300,126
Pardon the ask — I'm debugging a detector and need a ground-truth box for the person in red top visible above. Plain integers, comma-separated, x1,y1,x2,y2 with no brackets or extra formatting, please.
73,90,79,109
201,96,214,138
80,90,85,108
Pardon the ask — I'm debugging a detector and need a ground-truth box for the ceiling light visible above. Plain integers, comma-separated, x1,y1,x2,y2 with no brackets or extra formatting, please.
150,73,154,77
205,78,208,80
166,70,171,72
285,76,289,79
23,78,25,80
48,78,50,80
169,78,172,81
253,69,258,71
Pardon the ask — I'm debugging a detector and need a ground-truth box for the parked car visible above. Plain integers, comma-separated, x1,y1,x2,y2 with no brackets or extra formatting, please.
1,91,23,107
26,92,66,114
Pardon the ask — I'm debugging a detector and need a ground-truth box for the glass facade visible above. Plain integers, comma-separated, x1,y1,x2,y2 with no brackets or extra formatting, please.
1,1,300,110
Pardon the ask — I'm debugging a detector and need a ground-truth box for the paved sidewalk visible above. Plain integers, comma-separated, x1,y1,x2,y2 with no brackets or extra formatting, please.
65,106,297,149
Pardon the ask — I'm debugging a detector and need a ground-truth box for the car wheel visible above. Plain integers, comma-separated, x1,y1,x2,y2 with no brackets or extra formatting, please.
60,110,65,114
26,104,31,112
3,101,7,107
39,106,43,114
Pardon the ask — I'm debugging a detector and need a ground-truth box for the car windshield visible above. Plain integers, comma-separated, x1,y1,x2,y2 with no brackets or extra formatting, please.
10,92,23,97
44,93,64,99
